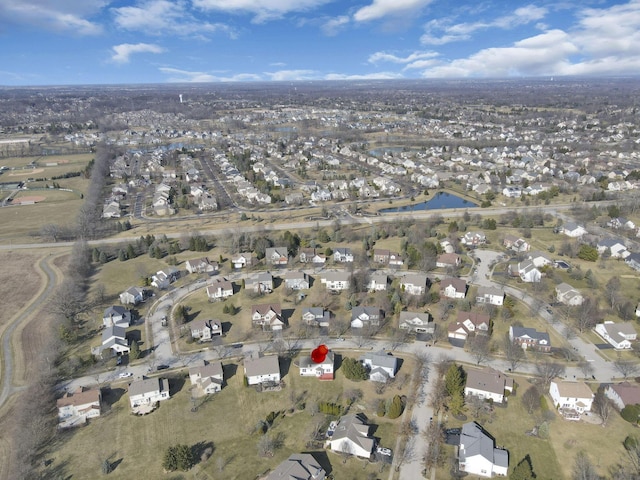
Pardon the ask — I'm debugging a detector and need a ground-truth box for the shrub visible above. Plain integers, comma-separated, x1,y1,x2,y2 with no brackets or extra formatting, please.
341,357,369,381
621,404,640,424
377,399,386,417
386,395,404,419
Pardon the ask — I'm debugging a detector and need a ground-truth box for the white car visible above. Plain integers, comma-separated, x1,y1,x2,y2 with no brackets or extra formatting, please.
119,372,133,378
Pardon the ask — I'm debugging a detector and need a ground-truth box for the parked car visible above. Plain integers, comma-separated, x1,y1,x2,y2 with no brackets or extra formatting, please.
156,364,170,371
119,372,133,378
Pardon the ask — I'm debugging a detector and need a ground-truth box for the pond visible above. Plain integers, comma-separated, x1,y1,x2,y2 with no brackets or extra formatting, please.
379,192,477,213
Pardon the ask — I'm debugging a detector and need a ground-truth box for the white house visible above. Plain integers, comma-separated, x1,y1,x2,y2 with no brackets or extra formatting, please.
265,247,289,266
206,278,234,300
185,257,218,274
94,326,129,358
252,303,284,331
188,360,224,396
333,248,354,263
119,286,145,305
151,267,179,289
244,354,281,385
350,306,382,329
475,286,504,306
284,271,310,290
190,319,223,341
320,271,351,291
461,231,486,247
605,382,640,410
549,379,594,416
595,321,637,349
458,422,509,477
440,277,467,299
128,377,171,409
514,260,541,283
562,222,588,238
102,306,131,328
57,386,102,428
231,252,253,269
400,273,429,295
301,307,331,328
368,271,388,292
436,253,461,269
555,283,584,306
464,367,514,404
245,272,274,294
325,414,374,459
596,238,629,258
360,352,398,383
398,311,434,334
297,350,334,380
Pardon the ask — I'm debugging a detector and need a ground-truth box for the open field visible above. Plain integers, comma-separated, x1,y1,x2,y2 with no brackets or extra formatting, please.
41,354,413,479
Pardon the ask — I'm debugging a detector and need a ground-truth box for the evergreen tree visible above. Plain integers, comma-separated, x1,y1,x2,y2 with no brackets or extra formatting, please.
118,249,127,262
126,243,136,259
129,339,140,360
92,248,100,263
342,357,369,381
99,251,108,264
511,456,535,480
448,392,465,416
386,395,404,419
445,364,465,398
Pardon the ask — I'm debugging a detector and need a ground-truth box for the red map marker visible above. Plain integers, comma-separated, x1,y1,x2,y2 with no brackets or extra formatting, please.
311,344,328,363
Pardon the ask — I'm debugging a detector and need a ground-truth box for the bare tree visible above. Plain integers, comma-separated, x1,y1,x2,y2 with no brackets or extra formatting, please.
394,436,416,472
521,385,541,414
572,451,600,480
578,360,595,379
614,358,639,379
592,391,613,427
605,277,622,310
503,334,524,371
468,335,491,365
535,357,566,388
340,441,354,464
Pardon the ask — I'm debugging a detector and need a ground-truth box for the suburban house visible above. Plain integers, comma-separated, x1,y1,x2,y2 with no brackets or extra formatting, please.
400,273,429,295
398,311,434,334
333,247,354,263
448,311,491,341
190,319,223,341
503,235,530,252
188,360,224,396
57,386,102,428
244,354,281,386
596,238,629,258
264,453,326,480
555,283,584,306
102,305,131,328
320,271,351,291
458,422,509,477
231,252,254,269
475,286,504,306
549,379,594,417
608,217,636,230
128,377,171,409
151,267,180,289
185,257,218,275
440,277,467,299
368,271,388,292
94,325,129,358
626,252,640,272
512,259,541,283
509,326,551,352
325,413,375,459
206,277,234,300
351,306,383,329
302,307,331,327
461,231,487,247
284,271,310,290
360,352,398,382
605,382,640,410
297,350,335,380
373,249,404,266
119,286,145,305
464,367,514,404
562,222,588,238
594,321,637,349
265,247,289,266
436,253,461,269
299,248,326,264
527,251,553,268
252,303,284,331
245,272,274,294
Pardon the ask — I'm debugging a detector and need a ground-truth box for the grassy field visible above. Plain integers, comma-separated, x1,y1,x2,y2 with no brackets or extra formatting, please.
42,354,414,479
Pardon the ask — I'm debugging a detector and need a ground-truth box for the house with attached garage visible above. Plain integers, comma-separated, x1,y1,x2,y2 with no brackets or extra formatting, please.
190,319,222,341
252,303,284,331
297,350,334,380
93,325,129,358
103,305,131,328
562,221,588,238
284,271,310,290
299,248,326,264
440,277,467,299
503,234,530,253
360,352,398,383
527,251,553,268
151,267,180,289
206,277,234,300
509,326,551,352
475,286,504,306
372,249,403,266
511,259,541,283
461,231,486,247
320,271,351,291
244,354,281,386
436,253,461,269
128,377,170,410
555,282,584,306
464,367,514,404
185,257,218,274
458,422,508,477
301,307,331,327
57,386,102,429
245,272,273,294
351,306,383,329
626,252,640,272
448,311,491,341
265,247,289,266
119,286,145,305
549,379,594,417
368,271,388,292
398,311,434,334
264,453,326,480
325,413,375,459
595,321,637,349
188,360,224,396
596,238,629,258
605,382,640,410
333,247,354,263
231,252,254,269
400,273,429,295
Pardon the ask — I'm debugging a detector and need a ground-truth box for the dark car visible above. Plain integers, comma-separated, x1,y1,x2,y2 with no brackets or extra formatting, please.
156,364,170,371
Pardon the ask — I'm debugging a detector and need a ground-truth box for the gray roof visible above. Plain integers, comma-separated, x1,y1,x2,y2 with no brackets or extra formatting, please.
103,305,129,318
244,355,280,377
266,453,326,480
460,422,507,467
128,377,169,397
189,360,223,379
331,414,374,454
360,352,398,371
510,326,550,345
102,325,126,342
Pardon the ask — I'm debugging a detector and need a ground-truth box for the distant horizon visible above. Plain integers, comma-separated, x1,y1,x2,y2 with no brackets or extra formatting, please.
1,1,639,86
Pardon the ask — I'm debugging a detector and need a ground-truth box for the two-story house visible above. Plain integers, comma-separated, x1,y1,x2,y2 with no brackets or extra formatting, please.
252,303,284,331
509,326,551,352
351,306,383,329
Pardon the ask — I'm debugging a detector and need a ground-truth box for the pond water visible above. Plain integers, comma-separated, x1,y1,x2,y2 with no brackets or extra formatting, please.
379,192,477,213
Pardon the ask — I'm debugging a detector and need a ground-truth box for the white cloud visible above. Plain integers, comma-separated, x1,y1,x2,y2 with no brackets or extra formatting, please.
111,43,165,64
421,4,547,45
159,67,262,82
368,50,438,64
112,0,236,38
324,72,404,80
192,0,332,23
353,0,433,23
321,15,350,36
0,0,105,35
265,69,318,81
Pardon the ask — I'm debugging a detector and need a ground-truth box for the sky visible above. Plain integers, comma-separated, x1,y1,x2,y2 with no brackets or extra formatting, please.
0,0,639,86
